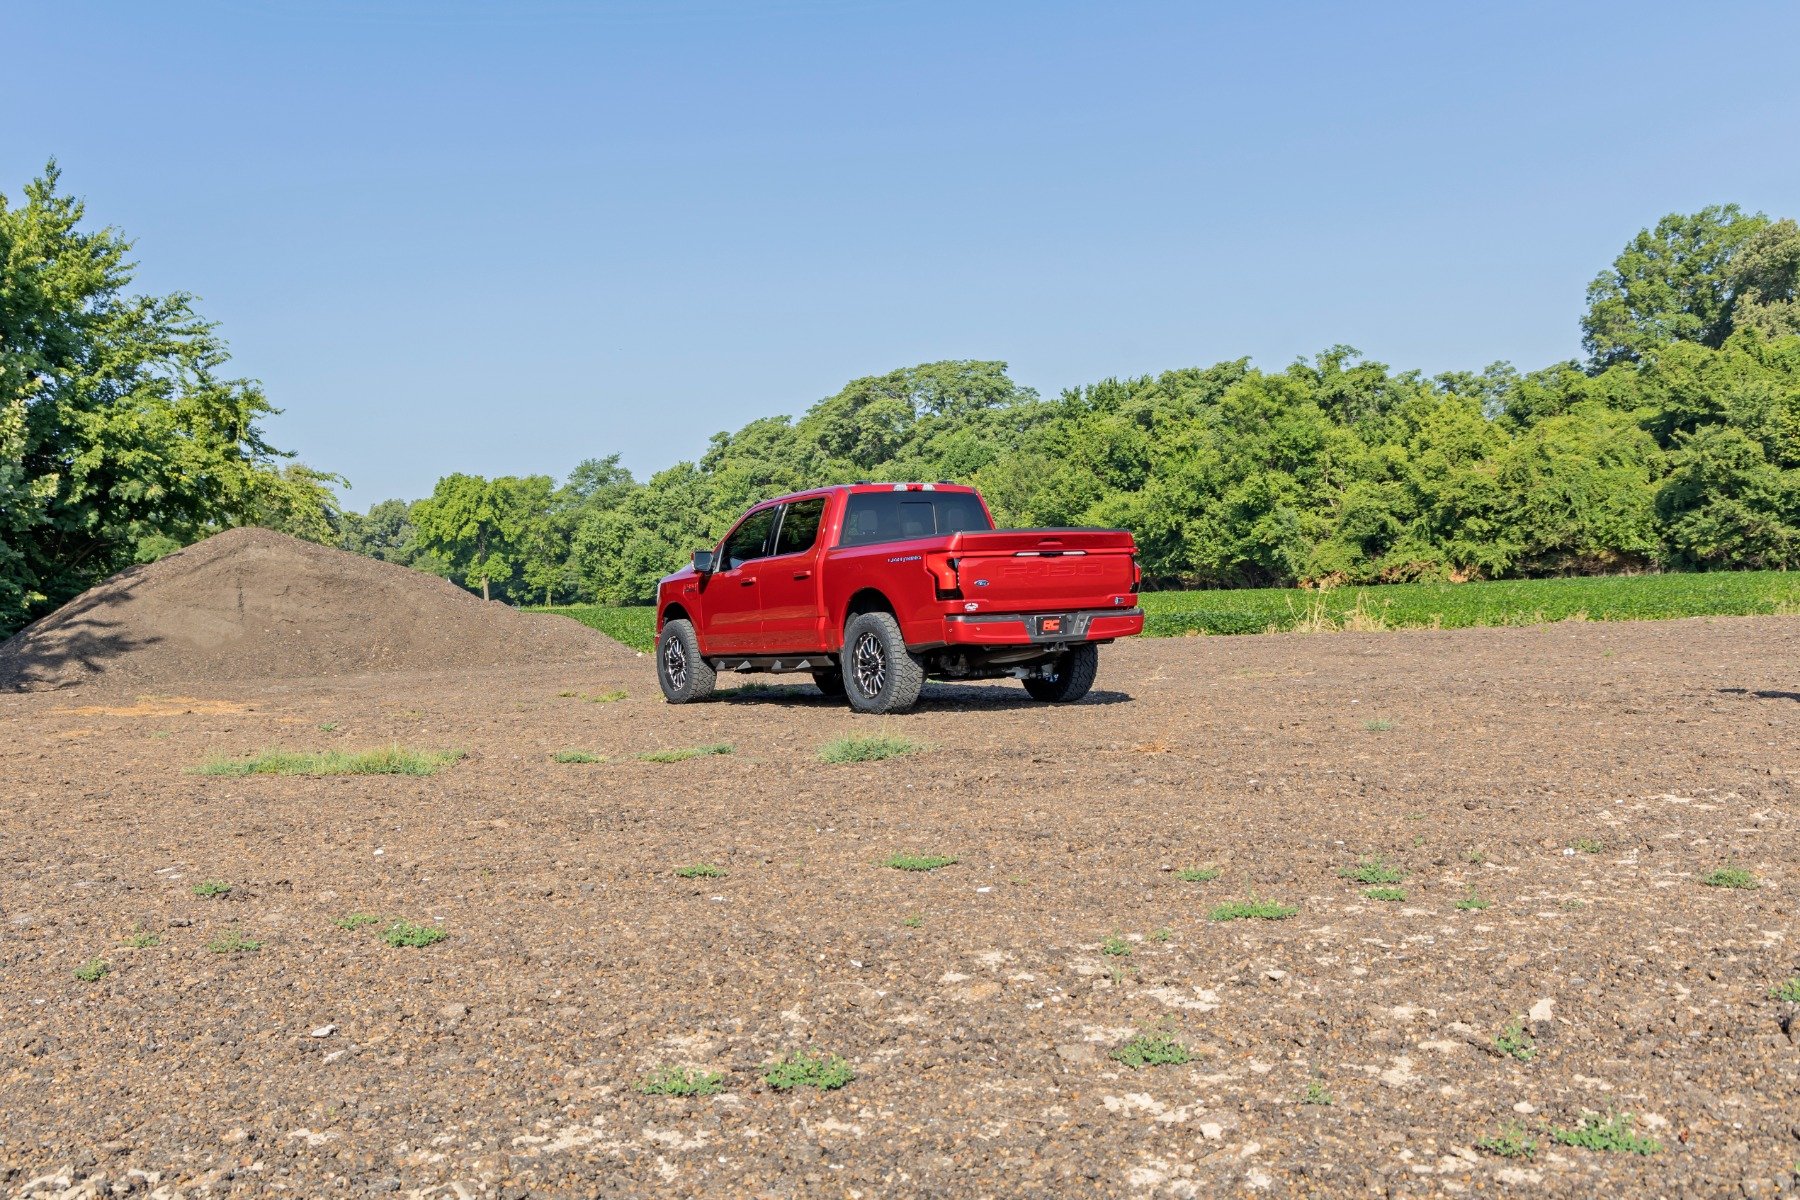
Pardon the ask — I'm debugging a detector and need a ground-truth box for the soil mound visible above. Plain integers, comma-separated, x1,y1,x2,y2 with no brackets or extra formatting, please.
0,527,633,691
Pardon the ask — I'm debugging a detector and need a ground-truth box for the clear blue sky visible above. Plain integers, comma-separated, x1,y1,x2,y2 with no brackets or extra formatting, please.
7,0,1799,505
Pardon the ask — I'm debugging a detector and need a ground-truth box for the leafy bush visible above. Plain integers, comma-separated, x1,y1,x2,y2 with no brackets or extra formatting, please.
1340,856,1405,885
761,1050,854,1091
1111,1032,1191,1068
1549,1112,1662,1155
637,1066,726,1097
382,920,447,948
1701,865,1759,889
882,854,957,871
1208,898,1298,922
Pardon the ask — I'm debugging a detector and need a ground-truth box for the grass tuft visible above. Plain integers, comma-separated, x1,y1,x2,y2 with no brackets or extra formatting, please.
819,735,923,764
636,1066,726,1097
1301,1081,1333,1106
74,957,110,983
193,747,465,777
1455,890,1493,911
586,689,628,704
1768,978,1800,1002
673,863,727,879
1363,718,1393,732
1100,934,1131,957
882,853,957,872
1208,897,1298,922
1111,1032,1191,1068
1476,1123,1538,1159
206,930,262,954
1175,866,1221,883
122,930,160,948
1340,856,1405,885
638,743,733,763
1364,886,1406,902
382,920,447,948
1549,1111,1662,1155
761,1049,854,1091
551,749,604,764
192,880,232,898
1494,1018,1536,1062
332,913,381,930
1573,837,1603,854
1701,865,1759,889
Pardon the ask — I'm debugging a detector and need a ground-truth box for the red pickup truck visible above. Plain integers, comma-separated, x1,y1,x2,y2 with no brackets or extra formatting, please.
653,483,1144,713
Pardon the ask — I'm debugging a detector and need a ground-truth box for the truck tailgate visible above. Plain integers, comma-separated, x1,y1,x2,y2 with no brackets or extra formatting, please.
946,528,1137,612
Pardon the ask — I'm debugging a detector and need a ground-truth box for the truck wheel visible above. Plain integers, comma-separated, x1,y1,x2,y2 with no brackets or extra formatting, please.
656,619,716,703
842,612,925,714
811,669,846,697
1024,644,1099,703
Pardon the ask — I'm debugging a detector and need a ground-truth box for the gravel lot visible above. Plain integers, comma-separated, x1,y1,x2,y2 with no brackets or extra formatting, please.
3,616,1797,1197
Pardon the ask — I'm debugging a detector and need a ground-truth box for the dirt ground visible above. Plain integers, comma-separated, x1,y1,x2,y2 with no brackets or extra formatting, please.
2,616,1797,1198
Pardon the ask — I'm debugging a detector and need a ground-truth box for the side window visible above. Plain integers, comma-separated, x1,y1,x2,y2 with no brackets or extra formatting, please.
772,497,826,556
722,507,778,569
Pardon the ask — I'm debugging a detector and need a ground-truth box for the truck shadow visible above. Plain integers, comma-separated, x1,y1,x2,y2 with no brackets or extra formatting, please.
710,682,1133,710
1718,687,1800,703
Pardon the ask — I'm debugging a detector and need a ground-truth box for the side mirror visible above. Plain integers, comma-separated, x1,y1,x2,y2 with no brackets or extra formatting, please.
692,549,716,574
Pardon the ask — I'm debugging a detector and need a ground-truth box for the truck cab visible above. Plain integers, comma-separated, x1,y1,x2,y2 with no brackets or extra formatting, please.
654,483,1143,713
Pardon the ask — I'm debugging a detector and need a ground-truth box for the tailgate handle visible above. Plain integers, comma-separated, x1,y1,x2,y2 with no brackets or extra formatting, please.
1013,549,1086,557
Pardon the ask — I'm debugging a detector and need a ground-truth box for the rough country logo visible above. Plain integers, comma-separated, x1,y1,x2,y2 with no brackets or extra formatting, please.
887,554,923,563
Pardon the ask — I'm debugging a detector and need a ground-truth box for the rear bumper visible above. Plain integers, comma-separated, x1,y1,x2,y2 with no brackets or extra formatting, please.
936,607,1144,647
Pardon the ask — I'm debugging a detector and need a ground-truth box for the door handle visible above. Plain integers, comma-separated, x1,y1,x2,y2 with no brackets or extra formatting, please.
740,577,757,586
792,570,812,579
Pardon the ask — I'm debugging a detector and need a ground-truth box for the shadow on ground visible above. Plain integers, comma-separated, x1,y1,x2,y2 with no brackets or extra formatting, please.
709,682,1133,710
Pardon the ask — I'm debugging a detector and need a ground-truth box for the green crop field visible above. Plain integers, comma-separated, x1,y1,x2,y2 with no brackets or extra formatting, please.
538,570,1798,652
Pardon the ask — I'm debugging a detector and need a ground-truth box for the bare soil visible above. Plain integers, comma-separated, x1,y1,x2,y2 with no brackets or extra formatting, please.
2,616,1797,1198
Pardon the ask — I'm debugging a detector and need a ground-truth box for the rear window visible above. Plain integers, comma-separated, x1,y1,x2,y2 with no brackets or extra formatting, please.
839,491,992,547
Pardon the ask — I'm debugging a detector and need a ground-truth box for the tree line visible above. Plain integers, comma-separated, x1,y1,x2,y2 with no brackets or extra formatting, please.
4,162,1798,637
342,203,1800,606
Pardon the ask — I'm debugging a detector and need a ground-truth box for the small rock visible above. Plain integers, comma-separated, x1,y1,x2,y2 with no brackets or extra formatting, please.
1264,969,1287,982
222,1127,250,1145
369,1178,400,1194
308,1024,336,1039
439,1003,470,1020
1199,1123,1224,1141
1055,1043,1096,1064
168,918,192,928
1513,1101,1537,1114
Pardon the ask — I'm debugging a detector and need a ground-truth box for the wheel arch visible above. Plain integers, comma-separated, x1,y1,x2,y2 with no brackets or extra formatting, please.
659,601,692,632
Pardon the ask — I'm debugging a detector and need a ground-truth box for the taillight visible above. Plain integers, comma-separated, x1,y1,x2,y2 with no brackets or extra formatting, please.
1131,556,1142,590
926,553,961,600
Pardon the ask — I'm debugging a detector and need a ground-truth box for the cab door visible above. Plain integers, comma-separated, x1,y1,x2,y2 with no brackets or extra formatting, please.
755,496,829,654
699,505,778,654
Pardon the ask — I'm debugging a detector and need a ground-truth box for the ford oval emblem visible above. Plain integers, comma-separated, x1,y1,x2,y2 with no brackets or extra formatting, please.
974,579,990,587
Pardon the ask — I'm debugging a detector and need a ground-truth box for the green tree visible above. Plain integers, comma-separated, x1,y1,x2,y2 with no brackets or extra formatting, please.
1581,204,1768,369
1730,218,1800,340
1,163,308,636
411,473,548,601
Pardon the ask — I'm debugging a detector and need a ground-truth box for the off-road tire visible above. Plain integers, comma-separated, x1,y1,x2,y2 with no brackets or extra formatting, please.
842,612,925,714
811,669,846,698
656,618,716,703
1023,643,1099,703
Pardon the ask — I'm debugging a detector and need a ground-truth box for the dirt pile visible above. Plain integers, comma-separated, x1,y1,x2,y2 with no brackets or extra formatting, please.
0,527,631,690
